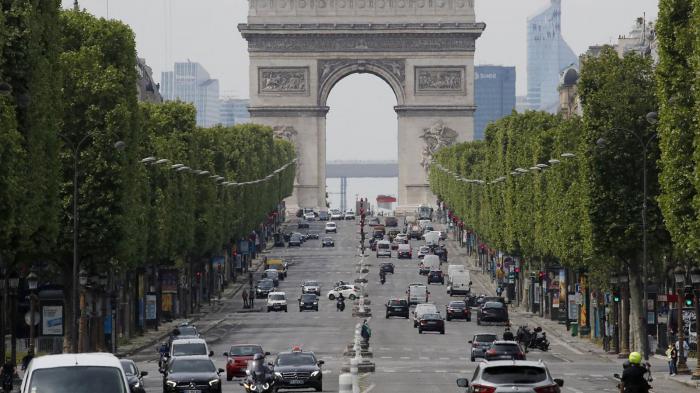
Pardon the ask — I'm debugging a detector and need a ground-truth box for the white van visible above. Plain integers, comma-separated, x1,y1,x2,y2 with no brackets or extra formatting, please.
423,231,440,245
448,272,472,296
376,240,392,258
447,264,466,279
21,353,130,393
423,255,441,271
407,283,429,305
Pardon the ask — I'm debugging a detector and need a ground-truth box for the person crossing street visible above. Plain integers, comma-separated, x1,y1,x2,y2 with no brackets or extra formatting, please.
242,288,250,308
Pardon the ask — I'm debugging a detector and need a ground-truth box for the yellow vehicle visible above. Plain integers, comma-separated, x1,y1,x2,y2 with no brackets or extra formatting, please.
265,258,288,278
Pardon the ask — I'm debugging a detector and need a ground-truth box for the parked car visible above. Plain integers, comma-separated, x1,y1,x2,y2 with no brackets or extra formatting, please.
266,292,288,312
120,359,147,393
385,298,410,319
306,233,319,240
298,293,320,312
21,353,131,393
223,344,265,380
455,360,563,392
445,301,471,321
418,313,445,334
483,341,526,361
477,302,510,326
427,270,444,285
322,237,335,247
325,222,337,233
380,262,395,274
468,333,498,362
161,356,224,393
397,243,412,259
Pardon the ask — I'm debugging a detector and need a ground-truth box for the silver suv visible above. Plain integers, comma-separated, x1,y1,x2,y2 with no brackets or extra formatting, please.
456,360,564,392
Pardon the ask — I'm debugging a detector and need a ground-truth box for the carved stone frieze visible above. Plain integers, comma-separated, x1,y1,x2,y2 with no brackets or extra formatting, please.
415,66,465,94
318,59,405,87
419,121,458,172
245,33,476,53
249,0,475,12
258,67,309,94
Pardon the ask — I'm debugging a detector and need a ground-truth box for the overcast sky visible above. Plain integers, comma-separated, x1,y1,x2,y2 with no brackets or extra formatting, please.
61,0,660,161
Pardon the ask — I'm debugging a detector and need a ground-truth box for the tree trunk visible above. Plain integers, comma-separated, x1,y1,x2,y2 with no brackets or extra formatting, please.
628,260,646,355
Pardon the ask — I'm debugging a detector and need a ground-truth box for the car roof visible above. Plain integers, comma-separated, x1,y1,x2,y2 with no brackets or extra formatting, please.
415,303,437,308
480,360,547,368
171,338,207,344
269,291,286,296
492,340,520,345
378,240,391,244
30,353,123,370
170,355,213,362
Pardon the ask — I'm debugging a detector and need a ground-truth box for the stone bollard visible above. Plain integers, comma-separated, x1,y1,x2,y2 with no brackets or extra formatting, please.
351,358,360,393
339,373,353,393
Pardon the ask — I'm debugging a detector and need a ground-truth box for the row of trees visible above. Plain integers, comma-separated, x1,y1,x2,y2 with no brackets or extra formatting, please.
0,5,295,351
430,47,663,352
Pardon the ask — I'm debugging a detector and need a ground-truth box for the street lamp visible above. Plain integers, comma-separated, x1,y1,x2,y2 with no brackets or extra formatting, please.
675,265,691,374
690,266,700,379
618,272,630,357
609,275,620,354
26,271,39,352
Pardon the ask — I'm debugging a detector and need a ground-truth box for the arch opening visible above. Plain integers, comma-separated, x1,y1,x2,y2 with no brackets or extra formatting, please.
325,73,398,212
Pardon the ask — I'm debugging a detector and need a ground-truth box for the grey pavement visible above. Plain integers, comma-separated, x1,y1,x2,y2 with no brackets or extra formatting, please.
128,219,700,393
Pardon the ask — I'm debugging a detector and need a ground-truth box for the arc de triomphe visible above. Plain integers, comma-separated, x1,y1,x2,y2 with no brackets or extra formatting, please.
239,0,485,210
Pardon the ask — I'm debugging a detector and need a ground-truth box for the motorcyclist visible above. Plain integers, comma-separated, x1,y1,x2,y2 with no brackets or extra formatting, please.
245,353,273,392
158,342,170,368
503,326,515,341
337,293,345,311
380,269,386,284
621,352,651,393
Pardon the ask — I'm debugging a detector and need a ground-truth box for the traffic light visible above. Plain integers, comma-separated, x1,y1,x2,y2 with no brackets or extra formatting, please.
612,290,620,303
684,286,694,307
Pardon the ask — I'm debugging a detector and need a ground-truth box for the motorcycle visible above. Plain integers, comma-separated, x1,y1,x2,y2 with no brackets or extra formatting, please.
337,297,346,312
516,325,533,351
157,343,169,369
532,331,550,351
241,369,275,393
614,362,653,393
380,274,386,285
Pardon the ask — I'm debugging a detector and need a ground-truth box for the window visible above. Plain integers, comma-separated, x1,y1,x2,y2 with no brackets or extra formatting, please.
481,366,547,384
230,346,263,357
172,343,207,356
28,366,127,393
276,354,317,367
474,334,497,343
270,294,286,301
170,359,216,374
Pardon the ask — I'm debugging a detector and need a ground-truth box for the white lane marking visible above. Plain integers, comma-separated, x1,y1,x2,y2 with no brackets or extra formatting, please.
591,374,603,378
400,356,410,360
380,356,393,359
439,357,450,360
419,357,429,360
435,370,448,373
409,369,422,373
566,387,584,393
379,347,391,351
548,335,583,355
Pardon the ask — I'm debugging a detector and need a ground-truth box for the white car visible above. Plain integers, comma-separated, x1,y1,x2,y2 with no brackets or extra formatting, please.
325,222,337,233
304,212,316,221
267,292,288,312
302,280,321,295
395,233,408,242
344,210,356,220
330,209,343,220
327,284,359,300
21,353,130,393
170,338,213,358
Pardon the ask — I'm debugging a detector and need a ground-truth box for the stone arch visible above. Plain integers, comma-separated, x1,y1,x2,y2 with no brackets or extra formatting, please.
317,59,406,107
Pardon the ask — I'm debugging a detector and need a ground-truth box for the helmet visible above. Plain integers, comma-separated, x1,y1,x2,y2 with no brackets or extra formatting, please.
253,353,265,361
629,352,642,365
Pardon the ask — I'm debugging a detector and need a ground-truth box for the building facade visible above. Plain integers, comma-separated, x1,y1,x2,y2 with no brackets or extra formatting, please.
526,0,579,113
161,61,220,127
136,58,163,103
474,65,516,140
219,98,250,126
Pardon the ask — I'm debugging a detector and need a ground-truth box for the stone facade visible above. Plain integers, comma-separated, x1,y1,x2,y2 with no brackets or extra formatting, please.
240,0,484,210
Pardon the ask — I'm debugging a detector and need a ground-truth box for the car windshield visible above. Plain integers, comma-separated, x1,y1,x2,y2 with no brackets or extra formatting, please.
422,313,441,320
170,359,216,373
475,334,498,343
270,294,286,301
276,353,317,366
172,343,207,356
304,281,319,286
258,281,273,289
301,294,317,301
481,366,547,384
448,302,466,309
177,326,197,336
229,346,263,356
389,300,407,306
119,361,137,376
484,302,504,308
29,366,127,393
492,344,520,352
324,237,333,241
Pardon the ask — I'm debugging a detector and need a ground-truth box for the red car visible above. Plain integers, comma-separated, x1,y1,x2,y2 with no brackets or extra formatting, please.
223,344,266,380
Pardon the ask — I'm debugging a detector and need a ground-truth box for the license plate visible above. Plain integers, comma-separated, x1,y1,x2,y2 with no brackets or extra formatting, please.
289,380,304,385
184,390,201,393
427,321,436,325
394,307,402,311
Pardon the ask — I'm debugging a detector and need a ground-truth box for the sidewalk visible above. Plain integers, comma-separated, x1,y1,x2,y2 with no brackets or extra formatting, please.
115,248,271,358
443,237,700,389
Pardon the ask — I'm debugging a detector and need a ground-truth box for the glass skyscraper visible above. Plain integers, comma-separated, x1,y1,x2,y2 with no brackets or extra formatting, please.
526,0,578,113
474,66,516,140
161,61,220,127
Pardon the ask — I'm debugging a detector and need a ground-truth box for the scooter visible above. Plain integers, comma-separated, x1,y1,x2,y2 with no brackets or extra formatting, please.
613,362,653,393
337,297,346,312
532,332,550,351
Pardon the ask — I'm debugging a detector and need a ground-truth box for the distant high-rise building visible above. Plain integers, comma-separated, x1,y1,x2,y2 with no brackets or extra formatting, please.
474,66,516,140
219,97,250,126
161,61,220,127
526,0,579,113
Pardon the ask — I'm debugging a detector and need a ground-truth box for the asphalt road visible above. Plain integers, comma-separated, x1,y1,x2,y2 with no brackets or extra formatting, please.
131,217,697,393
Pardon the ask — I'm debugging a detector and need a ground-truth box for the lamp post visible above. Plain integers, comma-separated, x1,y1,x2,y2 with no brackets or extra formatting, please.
619,272,630,357
26,272,38,352
8,274,18,364
57,133,125,353
609,275,620,354
675,265,691,374
690,266,700,379
77,269,88,353
596,111,657,359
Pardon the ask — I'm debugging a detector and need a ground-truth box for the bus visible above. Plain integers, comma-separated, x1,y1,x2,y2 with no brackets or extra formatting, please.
417,204,433,220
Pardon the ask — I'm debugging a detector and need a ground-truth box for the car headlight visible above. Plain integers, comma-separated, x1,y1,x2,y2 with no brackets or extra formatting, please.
208,378,220,387
311,370,320,377
313,302,318,305
165,380,177,388
274,372,283,378
133,382,140,389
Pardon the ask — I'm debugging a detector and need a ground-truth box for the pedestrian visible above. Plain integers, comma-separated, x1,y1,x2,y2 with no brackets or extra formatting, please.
361,319,371,343
666,343,678,375
242,288,249,309
249,287,255,308
675,338,689,362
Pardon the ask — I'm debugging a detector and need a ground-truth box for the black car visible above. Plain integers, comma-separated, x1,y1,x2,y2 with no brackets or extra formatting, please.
298,293,319,312
385,299,409,319
380,262,395,274
483,341,526,361
446,301,471,321
273,349,324,391
298,221,309,229
273,233,286,247
306,233,319,240
255,279,276,299
483,296,508,306
288,234,302,247
418,313,445,334
322,237,335,247
477,302,510,325
427,270,444,284
433,246,448,262
318,211,329,221
121,359,147,393
162,356,224,393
